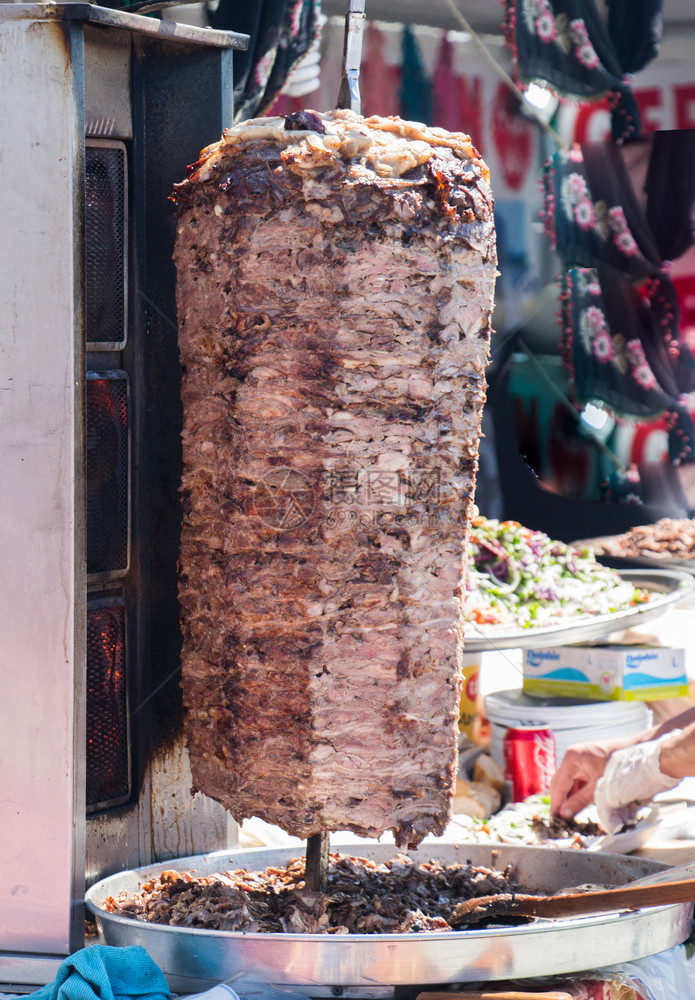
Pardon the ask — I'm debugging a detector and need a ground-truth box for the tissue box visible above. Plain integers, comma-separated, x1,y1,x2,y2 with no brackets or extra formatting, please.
522,644,687,701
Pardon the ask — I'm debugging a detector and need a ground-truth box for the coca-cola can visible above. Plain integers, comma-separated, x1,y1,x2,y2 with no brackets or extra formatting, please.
503,725,556,802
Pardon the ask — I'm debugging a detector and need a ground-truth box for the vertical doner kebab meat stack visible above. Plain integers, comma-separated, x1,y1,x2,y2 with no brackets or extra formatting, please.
171,109,496,849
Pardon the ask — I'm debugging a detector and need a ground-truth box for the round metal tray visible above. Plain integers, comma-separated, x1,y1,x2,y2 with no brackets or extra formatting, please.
575,535,695,576
85,843,693,992
462,568,695,652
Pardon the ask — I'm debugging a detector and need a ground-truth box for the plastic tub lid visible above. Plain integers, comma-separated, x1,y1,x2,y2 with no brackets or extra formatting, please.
484,689,651,728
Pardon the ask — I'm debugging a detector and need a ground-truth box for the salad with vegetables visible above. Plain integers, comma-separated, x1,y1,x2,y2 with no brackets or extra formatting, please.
463,514,649,630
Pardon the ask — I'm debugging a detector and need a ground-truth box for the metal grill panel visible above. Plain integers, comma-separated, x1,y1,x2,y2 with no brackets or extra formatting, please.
86,596,130,812
85,140,127,349
87,371,129,579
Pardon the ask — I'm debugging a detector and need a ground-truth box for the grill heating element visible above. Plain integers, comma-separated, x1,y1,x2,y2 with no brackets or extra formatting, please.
86,596,130,811
86,371,129,579
85,141,128,351
85,141,130,808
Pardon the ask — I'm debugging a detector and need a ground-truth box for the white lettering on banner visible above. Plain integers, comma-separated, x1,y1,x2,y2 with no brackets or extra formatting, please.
558,61,695,145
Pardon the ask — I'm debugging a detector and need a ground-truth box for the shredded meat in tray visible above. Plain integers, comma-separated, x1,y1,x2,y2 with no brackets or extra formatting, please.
103,852,524,934
531,814,603,842
601,517,695,560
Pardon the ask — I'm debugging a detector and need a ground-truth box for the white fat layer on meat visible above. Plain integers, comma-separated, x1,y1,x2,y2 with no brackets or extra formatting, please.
207,109,489,187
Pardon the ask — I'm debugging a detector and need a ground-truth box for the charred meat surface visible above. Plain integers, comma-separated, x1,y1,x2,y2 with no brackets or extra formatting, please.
171,110,497,848
103,852,520,933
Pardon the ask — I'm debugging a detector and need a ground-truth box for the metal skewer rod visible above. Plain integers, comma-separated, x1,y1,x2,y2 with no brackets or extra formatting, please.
305,832,330,892
307,0,363,877
336,0,366,113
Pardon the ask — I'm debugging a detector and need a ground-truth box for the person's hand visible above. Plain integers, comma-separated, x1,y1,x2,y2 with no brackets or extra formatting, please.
595,732,682,834
550,741,614,819
659,721,695,781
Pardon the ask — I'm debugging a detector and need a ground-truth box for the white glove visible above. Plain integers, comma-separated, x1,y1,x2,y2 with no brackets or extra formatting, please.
595,731,682,835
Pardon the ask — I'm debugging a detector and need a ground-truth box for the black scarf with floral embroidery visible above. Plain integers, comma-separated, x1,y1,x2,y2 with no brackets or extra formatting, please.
543,137,695,462
209,0,320,123
502,0,663,140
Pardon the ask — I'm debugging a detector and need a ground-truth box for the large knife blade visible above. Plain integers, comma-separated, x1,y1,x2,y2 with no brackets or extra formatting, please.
336,0,366,113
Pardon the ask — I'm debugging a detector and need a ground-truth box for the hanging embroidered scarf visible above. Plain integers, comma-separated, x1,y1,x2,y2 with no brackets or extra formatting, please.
545,140,695,461
502,0,663,140
209,0,321,124
645,129,695,263
561,265,695,462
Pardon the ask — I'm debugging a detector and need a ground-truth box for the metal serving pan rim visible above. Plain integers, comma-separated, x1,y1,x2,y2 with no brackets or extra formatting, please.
85,843,694,988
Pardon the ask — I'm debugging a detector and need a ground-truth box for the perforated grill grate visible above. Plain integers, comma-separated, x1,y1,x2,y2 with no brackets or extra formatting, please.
87,372,129,577
86,597,130,810
85,143,127,347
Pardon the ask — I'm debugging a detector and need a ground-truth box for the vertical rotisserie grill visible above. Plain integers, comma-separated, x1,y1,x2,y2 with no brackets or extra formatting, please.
0,6,248,974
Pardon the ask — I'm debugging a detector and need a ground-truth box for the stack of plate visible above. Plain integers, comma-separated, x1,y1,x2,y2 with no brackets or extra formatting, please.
485,689,652,770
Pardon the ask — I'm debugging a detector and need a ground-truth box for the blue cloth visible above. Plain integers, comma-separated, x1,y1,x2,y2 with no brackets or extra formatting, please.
29,947,170,1000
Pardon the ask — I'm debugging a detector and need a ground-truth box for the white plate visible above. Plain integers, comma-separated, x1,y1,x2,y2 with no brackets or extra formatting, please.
584,801,695,854
583,806,659,854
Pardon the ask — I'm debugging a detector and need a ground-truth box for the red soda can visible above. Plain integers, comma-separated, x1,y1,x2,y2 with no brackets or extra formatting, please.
503,725,556,802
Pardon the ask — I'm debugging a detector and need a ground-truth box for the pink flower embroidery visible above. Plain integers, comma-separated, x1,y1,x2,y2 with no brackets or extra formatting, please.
569,18,589,44
615,229,639,256
584,306,607,335
576,42,600,69
593,332,614,362
574,197,595,229
290,3,303,34
567,172,588,202
536,12,557,42
253,50,274,86
608,206,639,257
576,267,601,297
633,363,658,390
627,339,647,367
579,305,609,351
608,205,628,228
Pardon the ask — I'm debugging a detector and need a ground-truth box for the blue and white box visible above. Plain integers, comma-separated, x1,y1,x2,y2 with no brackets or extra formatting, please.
523,644,688,701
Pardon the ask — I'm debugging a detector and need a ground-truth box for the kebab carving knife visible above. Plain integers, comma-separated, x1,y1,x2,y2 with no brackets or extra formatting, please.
336,0,366,113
